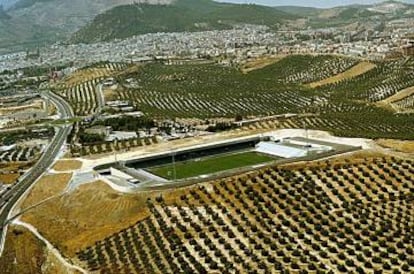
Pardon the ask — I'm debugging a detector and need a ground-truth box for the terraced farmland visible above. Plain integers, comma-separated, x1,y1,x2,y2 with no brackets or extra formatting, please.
250,54,359,84
319,58,414,102
0,145,42,163
77,157,414,273
56,62,129,116
240,110,414,140
391,94,414,113
115,58,343,118
57,55,414,141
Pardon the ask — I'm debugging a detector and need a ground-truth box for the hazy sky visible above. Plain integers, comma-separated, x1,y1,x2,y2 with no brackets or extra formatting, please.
216,0,414,8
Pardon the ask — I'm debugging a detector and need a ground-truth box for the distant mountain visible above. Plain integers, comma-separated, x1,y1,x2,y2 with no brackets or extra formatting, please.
0,4,10,18
0,0,18,9
71,0,296,43
0,0,171,53
9,0,55,10
274,6,321,16
1,0,414,54
367,0,413,13
276,0,414,29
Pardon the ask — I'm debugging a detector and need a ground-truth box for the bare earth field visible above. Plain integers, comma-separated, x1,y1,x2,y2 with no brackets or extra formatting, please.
0,226,46,274
376,139,414,154
63,68,113,87
0,100,44,115
53,160,83,172
0,162,33,185
21,181,153,256
18,177,196,257
19,173,72,210
376,86,414,112
241,55,286,73
309,61,376,88
378,86,414,105
0,173,20,184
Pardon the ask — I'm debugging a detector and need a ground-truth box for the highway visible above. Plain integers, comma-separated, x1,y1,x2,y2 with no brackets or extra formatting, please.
0,90,74,255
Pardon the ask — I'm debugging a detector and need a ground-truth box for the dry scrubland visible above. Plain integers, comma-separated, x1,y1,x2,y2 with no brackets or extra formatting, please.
0,225,80,274
53,160,83,172
0,162,32,185
0,226,46,274
19,173,72,210
376,139,414,154
20,181,184,256
0,173,20,184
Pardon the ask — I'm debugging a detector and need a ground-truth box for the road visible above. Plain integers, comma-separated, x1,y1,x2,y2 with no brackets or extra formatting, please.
95,83,105,114
0,90,74,255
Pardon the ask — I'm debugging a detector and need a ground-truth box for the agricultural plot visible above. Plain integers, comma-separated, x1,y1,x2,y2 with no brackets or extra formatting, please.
63,62,128,87
0,128,54,146
59,79,100,116
71,136,158,157
391,94,414,113
116,61,327,118
0,145,42,163
148,151,277,180
240,55,286,74
57,56,414,141
242,111,414,140
56,62,129,116
308,61,376,88
250,55,358,84
77,157,414,273
319,58,414,102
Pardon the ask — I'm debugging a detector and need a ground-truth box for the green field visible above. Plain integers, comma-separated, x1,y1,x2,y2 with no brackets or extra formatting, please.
148,151,277,180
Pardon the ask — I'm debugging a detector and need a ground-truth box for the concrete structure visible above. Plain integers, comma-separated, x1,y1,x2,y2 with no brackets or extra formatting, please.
256,142,308,158
85,126,112,137
0,144,16,152
255,138,334,158
402,43,414,56
106,131,138,142
8,110,47,121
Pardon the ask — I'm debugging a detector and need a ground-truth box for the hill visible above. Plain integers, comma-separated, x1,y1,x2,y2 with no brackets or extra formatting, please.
276,1,414,29
0,0,18,9
0,4,10,18
71,0,296,43
0,0,171,53
274,5,321,16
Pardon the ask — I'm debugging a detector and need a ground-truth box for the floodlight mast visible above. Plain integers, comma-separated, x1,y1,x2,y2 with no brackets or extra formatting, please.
302,119,309,156
172,150,177,181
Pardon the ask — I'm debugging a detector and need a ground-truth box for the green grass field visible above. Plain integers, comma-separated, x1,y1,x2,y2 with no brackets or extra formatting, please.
148,151,277,180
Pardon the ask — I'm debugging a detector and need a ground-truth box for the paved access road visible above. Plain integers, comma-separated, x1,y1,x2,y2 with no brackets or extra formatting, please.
0,90,74,255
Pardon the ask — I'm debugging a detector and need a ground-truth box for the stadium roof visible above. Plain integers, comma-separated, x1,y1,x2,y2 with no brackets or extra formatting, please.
256,142,308,158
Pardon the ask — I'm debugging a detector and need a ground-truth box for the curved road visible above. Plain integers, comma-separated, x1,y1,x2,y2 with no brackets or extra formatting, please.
0,90,74,255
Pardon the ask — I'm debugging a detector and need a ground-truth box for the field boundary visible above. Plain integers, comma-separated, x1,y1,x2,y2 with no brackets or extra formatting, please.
308,61,376,88
376,86,414,105
240,55,286,73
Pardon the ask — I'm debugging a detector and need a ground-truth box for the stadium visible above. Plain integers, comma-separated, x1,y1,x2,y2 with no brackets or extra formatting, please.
95,133,361,190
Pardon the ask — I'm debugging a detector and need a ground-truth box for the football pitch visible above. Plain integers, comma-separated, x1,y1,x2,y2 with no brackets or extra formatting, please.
148,151,277,180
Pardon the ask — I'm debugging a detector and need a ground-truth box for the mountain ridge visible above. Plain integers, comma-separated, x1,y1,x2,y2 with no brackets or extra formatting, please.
70,0,296,43
0,0,172,53
1,0,414,53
